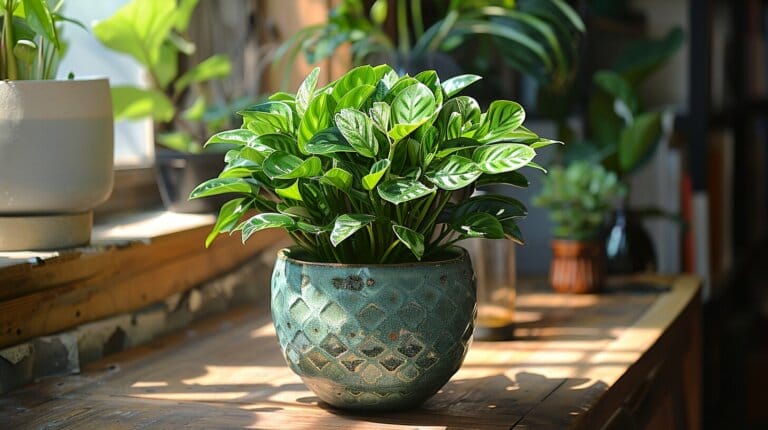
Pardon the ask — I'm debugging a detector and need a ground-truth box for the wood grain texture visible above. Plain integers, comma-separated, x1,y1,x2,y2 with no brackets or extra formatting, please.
0,212,287,348
0,276,701,429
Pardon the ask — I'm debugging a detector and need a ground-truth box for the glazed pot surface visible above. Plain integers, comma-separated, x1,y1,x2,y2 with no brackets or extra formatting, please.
271,248,477,411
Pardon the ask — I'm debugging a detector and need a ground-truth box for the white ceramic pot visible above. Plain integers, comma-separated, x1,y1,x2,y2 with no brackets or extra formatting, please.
0,78,114,251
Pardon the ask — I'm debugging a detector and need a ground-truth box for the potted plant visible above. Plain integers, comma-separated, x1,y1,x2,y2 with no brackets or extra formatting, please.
93,0,250,213
0,0,113,251
533,161,625,293
190,64,555,410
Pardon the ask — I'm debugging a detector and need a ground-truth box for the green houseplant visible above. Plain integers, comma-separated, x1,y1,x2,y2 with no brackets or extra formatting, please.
93,0,247,213
276,0,584,96
0,0,113,251
190,64,555,410
533,161,625,293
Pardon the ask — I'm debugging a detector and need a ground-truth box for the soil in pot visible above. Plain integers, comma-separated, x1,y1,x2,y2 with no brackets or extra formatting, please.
270,247,477,411
550,239,605,294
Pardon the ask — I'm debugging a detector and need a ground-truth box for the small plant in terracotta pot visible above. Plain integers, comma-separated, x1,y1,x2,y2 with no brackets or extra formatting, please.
533,161,625,293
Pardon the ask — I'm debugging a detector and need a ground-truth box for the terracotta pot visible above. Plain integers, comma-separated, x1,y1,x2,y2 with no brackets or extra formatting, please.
549,239,605,294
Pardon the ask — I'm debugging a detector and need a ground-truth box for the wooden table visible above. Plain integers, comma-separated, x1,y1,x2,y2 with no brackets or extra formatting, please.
0,275,701,429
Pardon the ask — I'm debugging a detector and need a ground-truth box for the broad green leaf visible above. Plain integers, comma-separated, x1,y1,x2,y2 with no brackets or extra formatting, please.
362,159,390,190
246,134,297,155
439,96,481,132
111,86,174,121
92,0,175,69
476,171,529,188
189,177,259,199
296,67,320,118
434,137,479,158
205,129,257,147
414,70,443,105
330,214,376,246
441,74,482,98
305,127,355,154
500,218,525,244
239,101,294,134
263,152,322,179
390,83,436,140
275,180,304,201
530,139,563,149
320,168,353,191
335,84,376,112
205,197,251,247
181,96,206,121
331,65,376,100
454,212,505,239
22,0,58,47
174,0,199,32
593,70,639,120
425,155,482,190
297,221,330,235
335,108,377,158
156,131,198,153
269,92,295,102
446,112,463,140
370,102,391,133
384,77,419,103
451,195,527,225
526,161,548,173
472,143,536,174
239,213,295,242
474,100,526,143
298,93,334,153
174,54,231,95
618,112,662,174
392,224,425,260
377,179,435,204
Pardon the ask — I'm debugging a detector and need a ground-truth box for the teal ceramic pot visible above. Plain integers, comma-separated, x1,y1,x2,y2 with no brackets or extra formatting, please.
271,247,476,411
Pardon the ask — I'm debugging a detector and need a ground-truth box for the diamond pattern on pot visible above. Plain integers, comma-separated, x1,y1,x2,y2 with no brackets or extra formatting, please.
358,336,386,358
289,299,311,324
357,304,386,331
319,301,346,327
320,333,348,357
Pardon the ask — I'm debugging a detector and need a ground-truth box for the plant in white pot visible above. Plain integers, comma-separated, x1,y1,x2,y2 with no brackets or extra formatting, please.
190,65,556,410
0,0,113,251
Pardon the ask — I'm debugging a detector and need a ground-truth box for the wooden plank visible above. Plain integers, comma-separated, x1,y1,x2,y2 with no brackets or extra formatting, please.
0,276,700,429
0,212,287,348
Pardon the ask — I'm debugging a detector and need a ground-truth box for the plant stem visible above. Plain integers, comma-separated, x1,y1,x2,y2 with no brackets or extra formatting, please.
396,0,410,57
380,240,400,263
3,0,18,80
411,0,424,41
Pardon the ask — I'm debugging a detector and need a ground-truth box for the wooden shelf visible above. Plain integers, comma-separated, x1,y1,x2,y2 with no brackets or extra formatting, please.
0,210,287,349
1,275,702,429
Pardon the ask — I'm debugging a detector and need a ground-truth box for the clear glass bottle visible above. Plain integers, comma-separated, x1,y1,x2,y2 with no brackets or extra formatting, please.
464,237,517,340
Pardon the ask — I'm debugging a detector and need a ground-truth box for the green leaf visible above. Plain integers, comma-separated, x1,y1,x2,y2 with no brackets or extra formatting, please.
369,102,391,133
205,197,251,248
362,159,390,190
474,100,526,143
377,179,435,204
454,212,505,239
425,155,482,190
263,152,323,179
530,139,563,150
335,108,377,158
593,70,639,119
298,93,334,154
441,74,482,98
318,169,352,193
335,84,376,112
157,131,198,153
392,224,425,260
275,180,304,201
473,143,536,174
174,55,231,95
239,101,294,134
305,127,355,154
434,137,479,158
239,213,295,242
331,65,376,101
330,214,375,246
618,111,662,174
205,129,258,147
476,171,529,188
182,96,206,121
500,218,525,244
13,39,37,66
111,86,174,121
174,0,199,32
296,67,320,118
613,27,684,86
245,134,297,155
189,177,259,199
92,0,176,69
21,0,58,47
452,195,527,225
389,82,436,140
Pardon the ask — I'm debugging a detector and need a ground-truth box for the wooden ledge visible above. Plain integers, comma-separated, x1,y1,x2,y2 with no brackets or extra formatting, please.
0,210,287,349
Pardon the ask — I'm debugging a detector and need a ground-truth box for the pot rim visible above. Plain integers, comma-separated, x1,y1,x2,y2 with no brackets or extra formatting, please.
0,77,110,85
277,246,469,268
